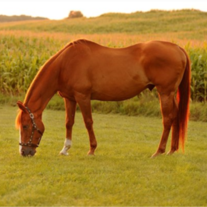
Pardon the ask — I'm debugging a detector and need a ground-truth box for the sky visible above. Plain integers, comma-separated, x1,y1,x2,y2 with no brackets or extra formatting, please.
0,0,206,20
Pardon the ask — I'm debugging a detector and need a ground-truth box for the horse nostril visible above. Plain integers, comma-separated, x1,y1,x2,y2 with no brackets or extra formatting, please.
21,149,29,157
29,150,34,156
21,149,26,156
20,147,36,157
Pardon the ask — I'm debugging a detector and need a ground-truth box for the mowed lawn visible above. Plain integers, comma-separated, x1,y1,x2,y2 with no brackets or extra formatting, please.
0,105,206,206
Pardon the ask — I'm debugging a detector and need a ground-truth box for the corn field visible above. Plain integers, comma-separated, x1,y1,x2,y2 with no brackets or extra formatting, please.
0,35,207,101
187,45,207,101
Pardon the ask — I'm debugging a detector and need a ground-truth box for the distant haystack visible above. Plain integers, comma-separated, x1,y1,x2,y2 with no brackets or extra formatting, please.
68,11,84,18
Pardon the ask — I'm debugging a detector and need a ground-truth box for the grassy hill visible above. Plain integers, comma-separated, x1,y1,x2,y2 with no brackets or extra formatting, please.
0,9,206,39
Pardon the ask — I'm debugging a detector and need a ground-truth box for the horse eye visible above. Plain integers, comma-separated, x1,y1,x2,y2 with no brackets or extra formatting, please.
23,125,28,129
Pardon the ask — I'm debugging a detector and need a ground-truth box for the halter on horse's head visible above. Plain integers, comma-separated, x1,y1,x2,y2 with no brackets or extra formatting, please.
16,101,44,156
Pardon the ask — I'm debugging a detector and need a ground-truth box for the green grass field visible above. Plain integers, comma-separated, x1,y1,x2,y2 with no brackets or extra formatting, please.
0,105,207,206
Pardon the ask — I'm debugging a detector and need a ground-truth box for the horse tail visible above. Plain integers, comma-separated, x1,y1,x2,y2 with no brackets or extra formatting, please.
177,48,191,151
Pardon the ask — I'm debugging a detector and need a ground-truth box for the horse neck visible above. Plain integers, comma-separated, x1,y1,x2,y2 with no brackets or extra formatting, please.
23,59,60,116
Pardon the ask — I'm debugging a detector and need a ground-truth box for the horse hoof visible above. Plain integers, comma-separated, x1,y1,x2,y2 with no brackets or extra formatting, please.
60,151,69,156
151,153,158,158
167,150,175,155
87,151,95,156
151,151,164,158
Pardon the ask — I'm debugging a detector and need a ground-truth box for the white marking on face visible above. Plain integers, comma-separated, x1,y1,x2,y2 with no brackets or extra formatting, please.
60,138,72,156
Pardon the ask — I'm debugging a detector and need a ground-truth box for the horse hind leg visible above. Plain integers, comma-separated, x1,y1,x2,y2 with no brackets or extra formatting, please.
152,92,177,157
60,98,76,155
168,96,179,155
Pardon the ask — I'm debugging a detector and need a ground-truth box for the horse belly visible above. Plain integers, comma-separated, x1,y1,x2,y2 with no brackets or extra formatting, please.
91,86,146,101
90,71,148,101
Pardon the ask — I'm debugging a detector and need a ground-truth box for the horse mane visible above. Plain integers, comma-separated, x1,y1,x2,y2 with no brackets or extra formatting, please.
16,39,91,129
68,39,89,46
15,110,22,129
40,39,91,71
28,39,88,77
16,40,81,129
36,41,76,74
22,40,79,104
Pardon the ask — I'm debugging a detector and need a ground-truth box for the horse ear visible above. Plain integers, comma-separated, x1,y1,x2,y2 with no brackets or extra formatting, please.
17,101,27,113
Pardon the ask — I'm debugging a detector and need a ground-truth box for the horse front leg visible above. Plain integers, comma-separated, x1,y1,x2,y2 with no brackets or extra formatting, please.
60,98,76,155
75,93,97,155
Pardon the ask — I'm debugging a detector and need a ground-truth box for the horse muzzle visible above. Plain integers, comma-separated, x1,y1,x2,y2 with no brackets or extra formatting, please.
20,146,36,157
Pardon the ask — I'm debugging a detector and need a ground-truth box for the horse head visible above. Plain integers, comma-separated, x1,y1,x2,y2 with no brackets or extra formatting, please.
16,101,45,156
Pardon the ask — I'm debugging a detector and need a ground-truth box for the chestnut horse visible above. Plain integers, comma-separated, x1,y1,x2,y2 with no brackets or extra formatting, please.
16,39,191,157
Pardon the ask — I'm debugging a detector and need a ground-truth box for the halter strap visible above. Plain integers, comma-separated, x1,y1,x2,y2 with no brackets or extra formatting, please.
25,107,43,136
19,106,43,148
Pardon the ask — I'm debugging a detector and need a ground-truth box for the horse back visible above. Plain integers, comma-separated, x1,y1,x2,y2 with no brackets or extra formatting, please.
59,40,187,100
